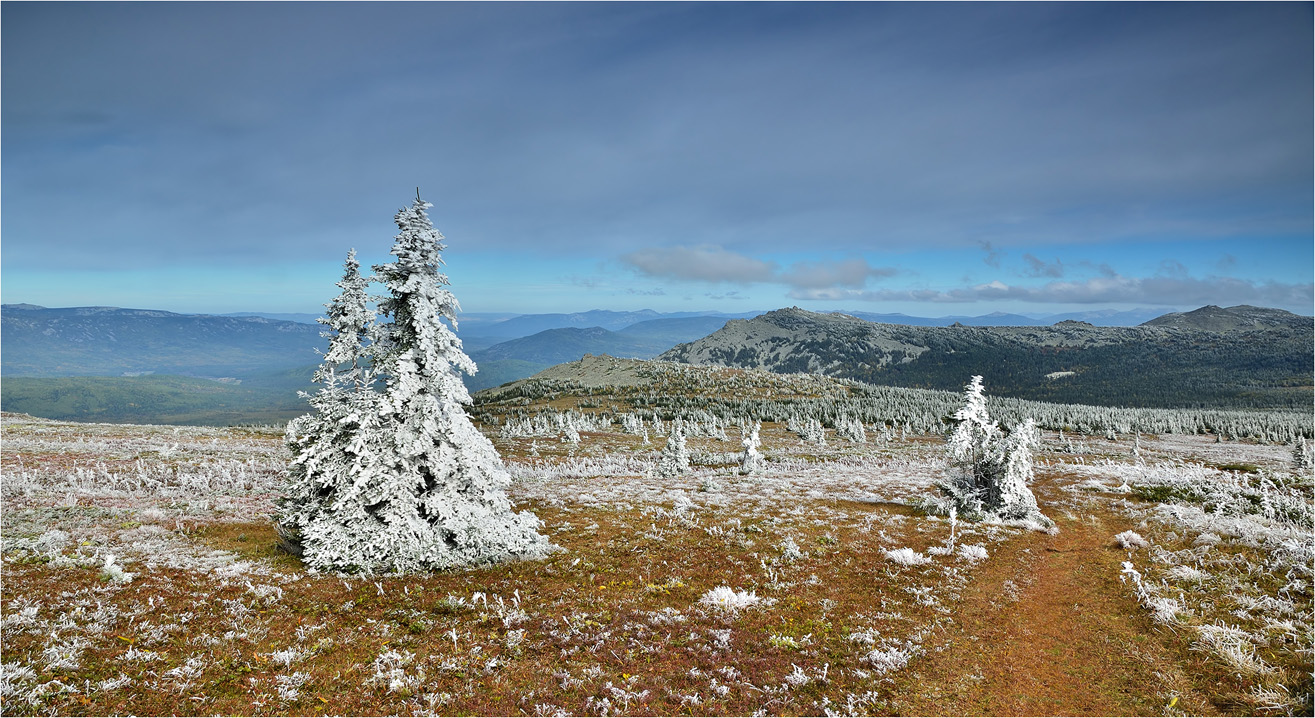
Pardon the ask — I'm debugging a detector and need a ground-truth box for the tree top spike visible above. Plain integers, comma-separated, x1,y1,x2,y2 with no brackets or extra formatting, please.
416,187,421,203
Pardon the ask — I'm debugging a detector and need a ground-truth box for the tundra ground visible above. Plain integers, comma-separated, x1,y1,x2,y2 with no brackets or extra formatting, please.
2,413,1310,716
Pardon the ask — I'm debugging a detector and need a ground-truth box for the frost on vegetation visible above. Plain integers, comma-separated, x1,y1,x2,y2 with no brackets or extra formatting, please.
1,662,37,699
957,543,989,562
276,195,554,573
1165,564,1208,584
657,420,690,477
1193,622,1272,676
740,421,763,473
99,553,134,584
1114,530,1150,550
1248,684,1298,713
275,671,310,703
269,647,309,667
699,586,768,613
784,664,812,687
1292,436,1313,473
1,601,42,636
41,636,87,672
935,377,1052,528
777,536,805,564
883,547,931,566
861,642,916,675
118,646,160,663
370,649,424,694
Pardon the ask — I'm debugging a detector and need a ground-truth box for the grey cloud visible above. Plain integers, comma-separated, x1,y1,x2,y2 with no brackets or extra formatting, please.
778,258,898,289
979,241,1002,268
1022,253,1065,278
621,246,897,290
1157,260,1190,278
623,246,777,284
1078,261,1119,278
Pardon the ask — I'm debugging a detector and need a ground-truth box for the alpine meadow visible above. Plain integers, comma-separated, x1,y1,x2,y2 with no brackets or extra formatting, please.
3,3,1314,718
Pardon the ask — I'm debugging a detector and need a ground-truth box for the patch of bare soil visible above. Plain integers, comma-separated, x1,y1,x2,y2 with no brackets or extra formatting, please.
891,477,1220,717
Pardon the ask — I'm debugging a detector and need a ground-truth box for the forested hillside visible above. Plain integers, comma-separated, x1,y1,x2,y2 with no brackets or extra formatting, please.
659,306,1313,409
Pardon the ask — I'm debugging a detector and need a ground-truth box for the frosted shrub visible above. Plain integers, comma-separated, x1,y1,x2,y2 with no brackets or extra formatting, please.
277,195,553,573
861,644,914,675
698,586,764,613
276,672,310,703
883,547,931,566
957,543,989,562
939,377,1051,527
835,416,867,443
777,536,805,564
98,554,134,584
1114,531,1149,550
371,649,424,694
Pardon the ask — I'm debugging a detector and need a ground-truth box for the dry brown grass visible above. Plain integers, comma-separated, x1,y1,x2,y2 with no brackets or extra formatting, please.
2,411,1310,716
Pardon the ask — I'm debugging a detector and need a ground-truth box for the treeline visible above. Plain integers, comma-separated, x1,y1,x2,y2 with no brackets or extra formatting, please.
473,362,1313,445
834,332,1312,409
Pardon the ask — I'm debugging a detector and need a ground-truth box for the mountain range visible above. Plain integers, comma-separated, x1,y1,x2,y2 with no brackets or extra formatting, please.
658,305,1313,409
2,304,325,378
3,302,1309,424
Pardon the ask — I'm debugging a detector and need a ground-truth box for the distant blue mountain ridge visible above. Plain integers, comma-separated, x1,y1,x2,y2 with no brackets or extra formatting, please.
2,303,1305,423
221,306,1172,334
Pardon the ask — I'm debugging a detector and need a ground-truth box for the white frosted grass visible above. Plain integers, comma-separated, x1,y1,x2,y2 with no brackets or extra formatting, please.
269,647,309,667
883,547,931,566
1,662,38,699
698,586,767,613
860,643,915,675
1193,622,1273,675
371,649,424,694
1114,531,1149,550
957,544,989,562
275,671,310,702
511,453,942,513
1165,564,1208,584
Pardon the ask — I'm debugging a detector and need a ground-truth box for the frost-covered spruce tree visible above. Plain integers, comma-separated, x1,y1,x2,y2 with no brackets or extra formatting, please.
658,419,690,477
939,376,1050,526
318,249,375,389
740,421,762,474
279,195,552,573
277,250,379,557
994,418,1044,521
1293,436,1313,473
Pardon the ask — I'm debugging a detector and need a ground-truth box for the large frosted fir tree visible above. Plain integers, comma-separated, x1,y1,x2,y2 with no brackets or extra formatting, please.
278,196,552,573
940,376,1050,526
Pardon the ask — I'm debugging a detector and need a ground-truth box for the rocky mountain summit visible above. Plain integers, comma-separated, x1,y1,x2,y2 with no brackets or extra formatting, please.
1140,304,1311,332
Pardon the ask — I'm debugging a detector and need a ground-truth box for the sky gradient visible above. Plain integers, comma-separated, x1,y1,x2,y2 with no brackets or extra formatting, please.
3,2,1312,317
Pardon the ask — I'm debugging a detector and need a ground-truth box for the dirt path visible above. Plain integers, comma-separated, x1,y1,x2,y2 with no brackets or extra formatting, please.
889,479,1220,717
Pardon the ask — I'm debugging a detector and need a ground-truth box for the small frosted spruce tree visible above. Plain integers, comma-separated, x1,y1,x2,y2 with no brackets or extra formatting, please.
939,376,1050,526
658,419,690,477
278,195,553,573
739,421,762,474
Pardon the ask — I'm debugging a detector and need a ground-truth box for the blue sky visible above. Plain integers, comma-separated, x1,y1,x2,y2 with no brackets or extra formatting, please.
3,2,1311,317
